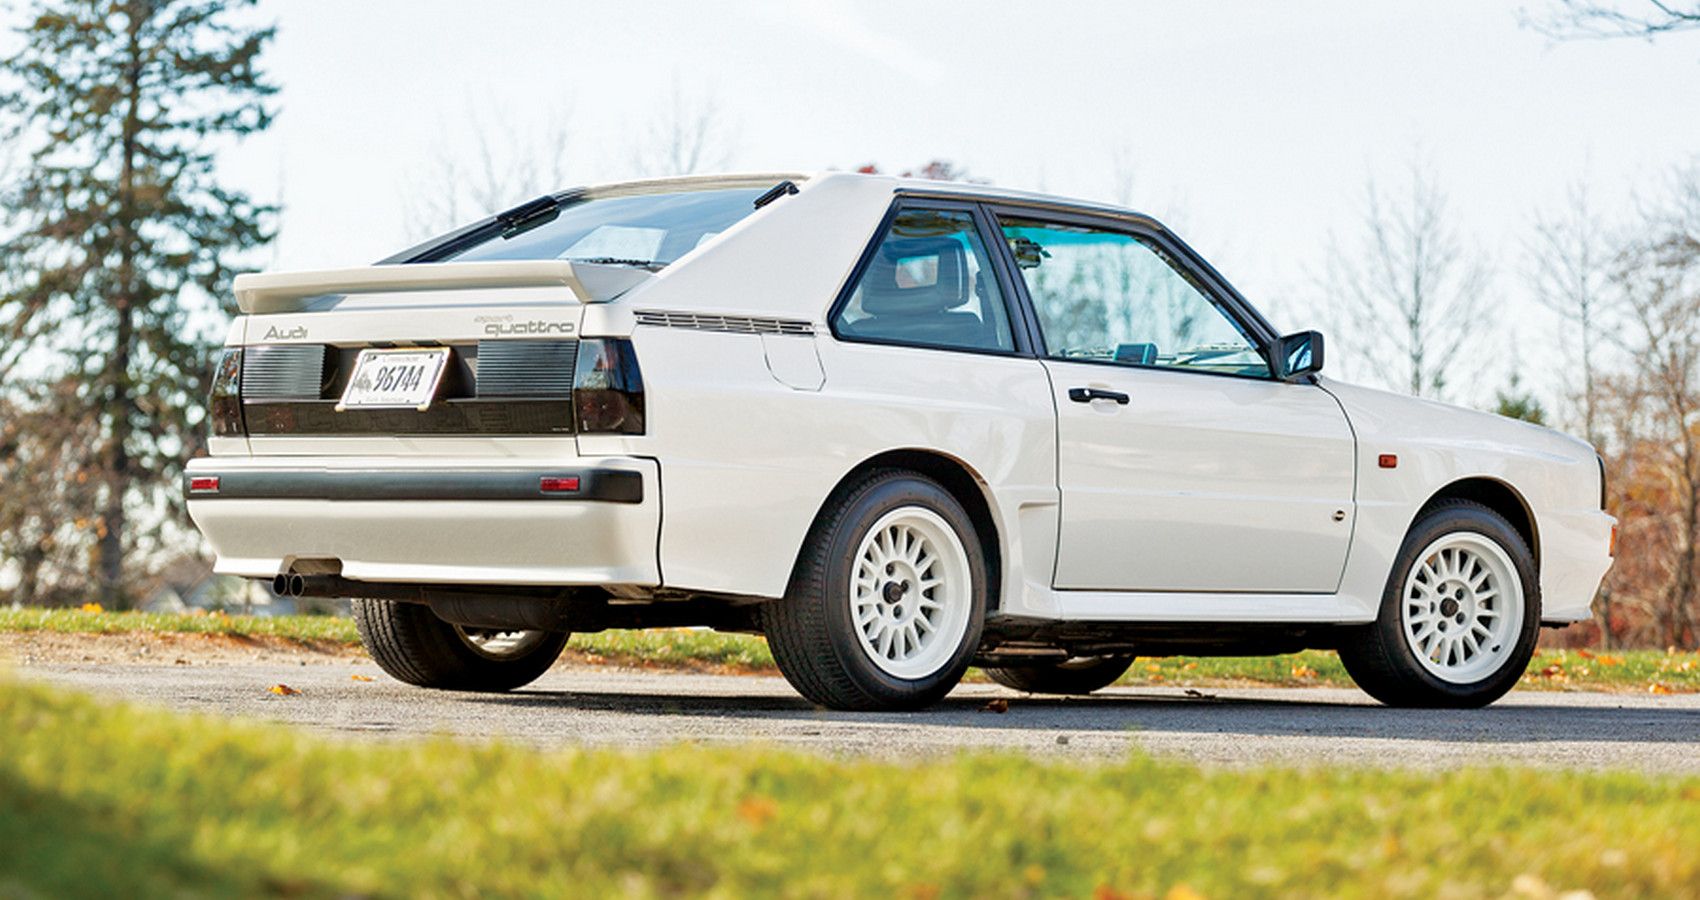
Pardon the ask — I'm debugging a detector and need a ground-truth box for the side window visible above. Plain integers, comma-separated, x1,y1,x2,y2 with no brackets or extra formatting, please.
998,216,1270,378
834,208,1015,353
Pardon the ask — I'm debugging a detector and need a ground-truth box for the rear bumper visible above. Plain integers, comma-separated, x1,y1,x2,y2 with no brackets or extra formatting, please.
185,457,660,586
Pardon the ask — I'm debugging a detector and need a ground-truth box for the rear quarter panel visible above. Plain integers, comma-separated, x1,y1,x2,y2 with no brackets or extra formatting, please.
579,174,1062,609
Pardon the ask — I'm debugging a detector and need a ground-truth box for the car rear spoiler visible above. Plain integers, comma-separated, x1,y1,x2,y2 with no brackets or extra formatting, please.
232,260,652,315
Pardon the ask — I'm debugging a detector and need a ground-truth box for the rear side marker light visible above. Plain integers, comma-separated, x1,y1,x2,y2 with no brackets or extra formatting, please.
1378,454,1398,469
539,476,581,493
189,476,221,494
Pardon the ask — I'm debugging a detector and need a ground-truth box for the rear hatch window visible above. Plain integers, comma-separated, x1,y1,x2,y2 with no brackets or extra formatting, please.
401,186,766,268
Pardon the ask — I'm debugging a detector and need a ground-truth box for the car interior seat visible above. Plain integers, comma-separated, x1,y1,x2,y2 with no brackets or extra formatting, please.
844,238,1003,349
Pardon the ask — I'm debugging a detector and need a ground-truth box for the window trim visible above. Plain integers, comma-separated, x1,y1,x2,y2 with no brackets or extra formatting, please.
979,201,1282,382
825,197,1035,359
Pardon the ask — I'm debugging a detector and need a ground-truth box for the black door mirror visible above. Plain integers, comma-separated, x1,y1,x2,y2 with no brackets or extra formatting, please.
1272,330,1324,382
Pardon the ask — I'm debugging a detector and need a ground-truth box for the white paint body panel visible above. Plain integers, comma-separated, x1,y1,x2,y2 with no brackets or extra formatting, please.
1046,361,1356,593
189,171,1614,630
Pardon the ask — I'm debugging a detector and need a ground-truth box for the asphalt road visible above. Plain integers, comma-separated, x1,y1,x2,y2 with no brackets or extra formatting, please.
21,661,1700,771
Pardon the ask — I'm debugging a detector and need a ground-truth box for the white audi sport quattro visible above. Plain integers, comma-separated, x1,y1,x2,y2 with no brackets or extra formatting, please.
186,172,1615,711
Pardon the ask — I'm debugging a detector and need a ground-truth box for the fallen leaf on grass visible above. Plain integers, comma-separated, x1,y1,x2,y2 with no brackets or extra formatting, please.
1165,885,1206,900
79,602,102,613
736,795,778,826
1291,665,1319,679
267,684,301,696
350,674,374,682
980,698,1010,713
1649,682,1675,695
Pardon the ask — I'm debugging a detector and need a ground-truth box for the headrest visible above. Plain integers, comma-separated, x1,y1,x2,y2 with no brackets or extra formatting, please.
1115,343,1158,365
858,237,969,316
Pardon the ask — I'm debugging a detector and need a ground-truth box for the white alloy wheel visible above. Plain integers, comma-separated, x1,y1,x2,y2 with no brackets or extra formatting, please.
849,505,974,679
453,625,551,661
1399,532,1525,684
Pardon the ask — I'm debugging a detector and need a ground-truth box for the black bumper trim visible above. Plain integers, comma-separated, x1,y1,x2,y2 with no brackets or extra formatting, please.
185,467,643,503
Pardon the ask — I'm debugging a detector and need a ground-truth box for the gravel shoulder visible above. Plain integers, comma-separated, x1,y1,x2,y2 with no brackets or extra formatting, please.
8,633,1699,773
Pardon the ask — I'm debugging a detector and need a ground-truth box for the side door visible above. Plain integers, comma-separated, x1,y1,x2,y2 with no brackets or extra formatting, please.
991,210,1357,594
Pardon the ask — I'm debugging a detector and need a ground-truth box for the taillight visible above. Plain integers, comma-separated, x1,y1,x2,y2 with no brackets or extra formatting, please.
209,348,245,437
572,338,644,434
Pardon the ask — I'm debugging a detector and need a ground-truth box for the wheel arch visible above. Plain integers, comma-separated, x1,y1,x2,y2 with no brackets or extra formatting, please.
1417,477,1540,570
805,448,1006,611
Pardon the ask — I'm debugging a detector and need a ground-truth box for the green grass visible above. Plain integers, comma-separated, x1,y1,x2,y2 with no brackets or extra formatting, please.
565,625,776,670
0,606,360,644
1105,646,1700,695
1,677,1698,898
5,608,1698,693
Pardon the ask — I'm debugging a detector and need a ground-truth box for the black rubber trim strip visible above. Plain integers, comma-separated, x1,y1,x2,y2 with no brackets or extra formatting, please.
242,399,574,436
185,468,643,503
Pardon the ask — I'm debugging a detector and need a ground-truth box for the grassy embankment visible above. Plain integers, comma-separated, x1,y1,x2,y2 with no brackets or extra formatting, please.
2,676,1699,898
2,607,1696,692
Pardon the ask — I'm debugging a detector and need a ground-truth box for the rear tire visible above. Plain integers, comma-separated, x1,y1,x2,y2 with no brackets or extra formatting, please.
762,470,987,711
984,655,1135,695
352,598,569,692
1338,499,1539,708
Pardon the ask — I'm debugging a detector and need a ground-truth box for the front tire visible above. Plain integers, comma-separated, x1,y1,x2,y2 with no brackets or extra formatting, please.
352,598,569,692
1338,499,1540,708
762,470,988,711
984,655,1135,695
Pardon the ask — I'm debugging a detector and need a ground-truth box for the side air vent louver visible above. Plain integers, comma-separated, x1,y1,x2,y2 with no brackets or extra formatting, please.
634,310,814,336
242,344,328,400
476,339,578,398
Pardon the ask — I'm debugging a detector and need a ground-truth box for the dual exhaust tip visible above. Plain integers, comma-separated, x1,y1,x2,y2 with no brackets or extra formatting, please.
271,573,307,599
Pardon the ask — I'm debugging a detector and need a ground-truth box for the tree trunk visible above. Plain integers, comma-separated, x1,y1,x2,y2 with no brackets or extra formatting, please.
97,3,145,608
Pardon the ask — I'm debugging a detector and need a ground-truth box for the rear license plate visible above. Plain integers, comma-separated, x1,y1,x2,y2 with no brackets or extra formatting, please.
336,347,452,411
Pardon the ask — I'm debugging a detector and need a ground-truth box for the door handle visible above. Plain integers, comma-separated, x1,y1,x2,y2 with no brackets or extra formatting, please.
1067,387,1130,405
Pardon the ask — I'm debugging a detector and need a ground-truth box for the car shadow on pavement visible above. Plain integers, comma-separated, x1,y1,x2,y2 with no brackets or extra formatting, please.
463,687,1700,744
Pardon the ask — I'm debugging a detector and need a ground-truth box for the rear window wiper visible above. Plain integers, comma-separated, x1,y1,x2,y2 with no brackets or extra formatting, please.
496,196,561,239
566,256,666,271
392,194,562,263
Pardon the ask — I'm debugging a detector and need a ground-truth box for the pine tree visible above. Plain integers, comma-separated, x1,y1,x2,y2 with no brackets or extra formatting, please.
0,0,276,606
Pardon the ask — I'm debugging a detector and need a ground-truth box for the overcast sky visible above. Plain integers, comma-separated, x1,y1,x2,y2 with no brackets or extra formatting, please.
216,0,1700,414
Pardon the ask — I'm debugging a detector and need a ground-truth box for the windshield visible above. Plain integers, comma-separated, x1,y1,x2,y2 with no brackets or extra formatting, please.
420,187,767,266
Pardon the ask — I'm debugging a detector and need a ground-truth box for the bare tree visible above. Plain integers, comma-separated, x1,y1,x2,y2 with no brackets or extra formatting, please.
402,106,575,239
852,160,986,183
1524,0,1700,38
1611,224,1700,648
1321,160,1494,399
630,80,736,178
1527,181,1616,446
0,378,102,606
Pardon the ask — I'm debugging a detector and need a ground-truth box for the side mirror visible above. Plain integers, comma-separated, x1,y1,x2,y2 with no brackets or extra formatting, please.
1272,330,1324,382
